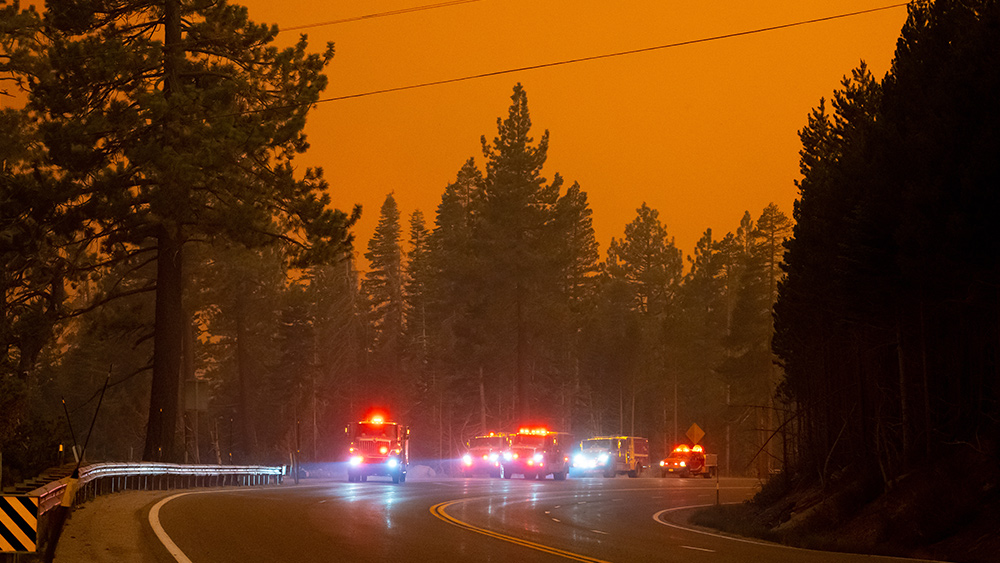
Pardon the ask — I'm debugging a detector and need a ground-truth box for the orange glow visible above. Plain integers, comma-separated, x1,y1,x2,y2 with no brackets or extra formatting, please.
379,446,388,454
241,0,907,264
674,445,691,453
693,445,703,452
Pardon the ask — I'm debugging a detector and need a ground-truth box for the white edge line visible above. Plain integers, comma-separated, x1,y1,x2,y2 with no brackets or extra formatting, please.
653,504,949,563
149,492,195,563
680,545,715,552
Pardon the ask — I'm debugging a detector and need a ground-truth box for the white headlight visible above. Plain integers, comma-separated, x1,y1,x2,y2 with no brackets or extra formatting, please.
574,454,586,466
533,453,543,462
350,456,363,466
598,453,609,463
387,458,398,468
462,454,473,466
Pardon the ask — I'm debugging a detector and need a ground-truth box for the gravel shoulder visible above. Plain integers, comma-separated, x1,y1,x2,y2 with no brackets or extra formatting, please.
54,490,174,563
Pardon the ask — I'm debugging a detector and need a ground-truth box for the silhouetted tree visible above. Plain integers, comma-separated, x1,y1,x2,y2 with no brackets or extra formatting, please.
19,0,358,461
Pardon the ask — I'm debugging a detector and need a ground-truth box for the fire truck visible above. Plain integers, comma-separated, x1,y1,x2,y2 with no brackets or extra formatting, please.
500,427,572,480
571,435,649,478
345,414,410,483
461,432,508,477
659,444,717,478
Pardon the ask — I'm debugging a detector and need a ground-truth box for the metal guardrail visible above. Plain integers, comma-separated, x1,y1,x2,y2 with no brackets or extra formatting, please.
2,462,284,561
34,462,285,516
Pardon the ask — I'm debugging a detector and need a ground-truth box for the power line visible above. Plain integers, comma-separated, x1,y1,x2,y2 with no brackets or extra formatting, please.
315,2,909,104
279,0,484,33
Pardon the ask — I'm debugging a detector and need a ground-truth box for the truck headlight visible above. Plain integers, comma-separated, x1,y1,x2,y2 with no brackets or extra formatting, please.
533,453,543,463
462,454,473,466
503,452,513,461
574,454,586,467
489,453,499,462
387,458,399,468
598,453,609,464
350,456,363,466
679,461,686,467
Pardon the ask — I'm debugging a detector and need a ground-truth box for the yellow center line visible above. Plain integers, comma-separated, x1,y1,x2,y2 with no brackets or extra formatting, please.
429,498,611,563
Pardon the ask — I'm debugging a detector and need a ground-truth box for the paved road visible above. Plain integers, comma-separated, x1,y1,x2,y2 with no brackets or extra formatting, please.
152,476,936,563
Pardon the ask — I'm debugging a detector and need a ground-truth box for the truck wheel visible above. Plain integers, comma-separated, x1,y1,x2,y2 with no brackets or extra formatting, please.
392,471,400,484
553,469,567,481
502,466,512,479
347,472,356,483
627,465,638,478
360,475,367,482
702,470,712,479
400,472,406,483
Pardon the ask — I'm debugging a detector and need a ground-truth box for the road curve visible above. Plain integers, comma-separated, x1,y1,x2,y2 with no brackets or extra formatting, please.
151,476,936,563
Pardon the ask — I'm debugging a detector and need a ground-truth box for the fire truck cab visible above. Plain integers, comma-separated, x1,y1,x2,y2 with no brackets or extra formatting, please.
461,432,508,477
659,444,717,478
572,435,649,478
501,427,572,480
346,415,410,483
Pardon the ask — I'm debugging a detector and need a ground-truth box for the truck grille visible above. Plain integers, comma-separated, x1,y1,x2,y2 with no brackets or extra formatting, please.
356,440,391,455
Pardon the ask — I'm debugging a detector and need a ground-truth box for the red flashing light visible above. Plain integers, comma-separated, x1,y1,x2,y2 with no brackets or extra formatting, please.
692,445,703,452
370,415,385,425
518,427,548,436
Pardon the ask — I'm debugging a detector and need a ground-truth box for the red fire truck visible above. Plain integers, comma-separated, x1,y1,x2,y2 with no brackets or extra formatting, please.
346,414,410,483
500,427,572,480
461,432,508,477
659,444,717,478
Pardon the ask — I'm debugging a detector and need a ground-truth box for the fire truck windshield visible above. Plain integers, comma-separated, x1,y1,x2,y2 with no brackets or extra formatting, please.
582,438,614,450
470,435,504,448
512,434,545,447
356,422,395,438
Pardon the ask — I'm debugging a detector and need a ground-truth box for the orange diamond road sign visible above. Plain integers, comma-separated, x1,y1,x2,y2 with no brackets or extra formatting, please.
686,423,705,445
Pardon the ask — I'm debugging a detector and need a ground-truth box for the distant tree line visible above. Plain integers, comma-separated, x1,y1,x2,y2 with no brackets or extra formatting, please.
355,84,792,473
775,0,1000,488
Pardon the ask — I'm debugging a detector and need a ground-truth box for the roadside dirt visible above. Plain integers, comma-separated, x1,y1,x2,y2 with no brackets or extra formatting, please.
692,446,1000,563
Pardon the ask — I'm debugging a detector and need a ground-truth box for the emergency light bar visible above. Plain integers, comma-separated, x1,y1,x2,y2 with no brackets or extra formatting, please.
518,427,548,435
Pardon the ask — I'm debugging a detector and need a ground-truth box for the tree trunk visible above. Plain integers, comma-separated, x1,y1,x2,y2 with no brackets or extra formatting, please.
235,289,256,462
143,227,184,461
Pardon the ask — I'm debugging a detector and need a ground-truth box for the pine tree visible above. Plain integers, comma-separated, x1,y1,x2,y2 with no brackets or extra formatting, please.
478,83,562,420
403,210,431,373
19,0,358,461
363,193,405,408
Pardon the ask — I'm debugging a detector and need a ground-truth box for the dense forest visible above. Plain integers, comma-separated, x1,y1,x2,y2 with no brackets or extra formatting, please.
4,0,996,494
1,0,788,482
774,0,1000,488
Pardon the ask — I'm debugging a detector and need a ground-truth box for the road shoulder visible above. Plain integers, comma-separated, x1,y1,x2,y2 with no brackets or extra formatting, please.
54,490,175,563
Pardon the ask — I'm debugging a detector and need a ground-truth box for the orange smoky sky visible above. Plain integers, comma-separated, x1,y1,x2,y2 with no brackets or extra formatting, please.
57,1,918,261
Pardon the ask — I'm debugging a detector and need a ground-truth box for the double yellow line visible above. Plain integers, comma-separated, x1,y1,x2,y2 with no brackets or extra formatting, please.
429,499,611,563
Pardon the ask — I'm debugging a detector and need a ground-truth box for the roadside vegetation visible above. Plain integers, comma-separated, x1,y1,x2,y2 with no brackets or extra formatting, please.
694,2,1000,562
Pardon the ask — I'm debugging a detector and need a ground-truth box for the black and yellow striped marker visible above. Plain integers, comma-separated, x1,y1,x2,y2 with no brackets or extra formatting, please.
1,495,38,553
430,499,610,563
